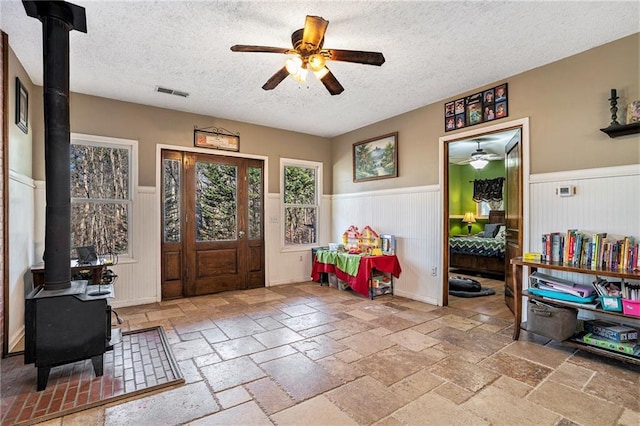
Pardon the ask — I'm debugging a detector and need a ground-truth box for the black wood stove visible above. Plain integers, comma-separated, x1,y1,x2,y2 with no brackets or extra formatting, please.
25,282,116,390
21,1,116,391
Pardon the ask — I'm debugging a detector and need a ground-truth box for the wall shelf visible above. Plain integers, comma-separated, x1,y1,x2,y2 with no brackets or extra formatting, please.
600,122,640,138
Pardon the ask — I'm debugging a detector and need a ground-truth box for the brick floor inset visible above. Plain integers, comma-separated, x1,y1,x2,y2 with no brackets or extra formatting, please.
0,326,183,426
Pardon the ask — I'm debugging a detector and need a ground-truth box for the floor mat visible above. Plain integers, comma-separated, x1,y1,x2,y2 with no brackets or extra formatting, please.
449,287,496,298
1,326,184,426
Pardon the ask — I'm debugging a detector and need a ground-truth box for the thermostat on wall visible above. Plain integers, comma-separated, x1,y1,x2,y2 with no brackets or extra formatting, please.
556,185,575,197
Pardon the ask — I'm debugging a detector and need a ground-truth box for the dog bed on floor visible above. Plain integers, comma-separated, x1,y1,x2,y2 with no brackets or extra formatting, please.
448,276,496,298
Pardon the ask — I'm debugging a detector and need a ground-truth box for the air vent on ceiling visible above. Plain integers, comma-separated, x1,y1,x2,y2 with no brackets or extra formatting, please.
155,86,190,98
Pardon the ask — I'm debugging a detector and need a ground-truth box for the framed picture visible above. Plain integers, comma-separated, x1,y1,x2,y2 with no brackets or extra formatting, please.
353,132,398,183
194,128,240,152
627,100,640,124
444,83,509,132
15,77,28,134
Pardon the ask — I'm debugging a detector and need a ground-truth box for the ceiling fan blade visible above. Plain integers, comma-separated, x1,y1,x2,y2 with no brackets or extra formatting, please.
325,49,385,66
319,67,344,96
262,66,289,91
231,45,290,54
302,15,329,50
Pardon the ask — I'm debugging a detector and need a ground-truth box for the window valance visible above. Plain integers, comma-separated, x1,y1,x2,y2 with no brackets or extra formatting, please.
473,177,505,203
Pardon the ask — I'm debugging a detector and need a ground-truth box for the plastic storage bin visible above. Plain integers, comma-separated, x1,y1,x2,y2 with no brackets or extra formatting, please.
600,296,623,312
621,299,640,317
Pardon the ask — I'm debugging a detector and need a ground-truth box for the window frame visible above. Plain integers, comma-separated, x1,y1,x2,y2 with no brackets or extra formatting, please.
70,133,138,259
280,158,322,251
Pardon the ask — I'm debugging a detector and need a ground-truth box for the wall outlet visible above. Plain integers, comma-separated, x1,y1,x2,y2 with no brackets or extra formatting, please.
431,267,437,276
299,255,303,262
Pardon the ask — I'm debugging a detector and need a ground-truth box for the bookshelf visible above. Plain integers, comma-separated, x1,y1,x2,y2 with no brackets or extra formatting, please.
511,257,640,365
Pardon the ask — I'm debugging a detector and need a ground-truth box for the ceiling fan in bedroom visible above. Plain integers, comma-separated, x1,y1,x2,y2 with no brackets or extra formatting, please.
230,15,385,95
462,141,502,170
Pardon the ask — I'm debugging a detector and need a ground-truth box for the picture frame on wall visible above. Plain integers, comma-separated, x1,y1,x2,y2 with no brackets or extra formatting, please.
194,128,240,152
353,132,398,183
444,83,508,132
15,77,28,134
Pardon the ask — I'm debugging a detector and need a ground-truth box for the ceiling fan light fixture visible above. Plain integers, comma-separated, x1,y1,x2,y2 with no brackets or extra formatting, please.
308,53,326,72
285,56,302,74
470,158,489,169
285,56,307,83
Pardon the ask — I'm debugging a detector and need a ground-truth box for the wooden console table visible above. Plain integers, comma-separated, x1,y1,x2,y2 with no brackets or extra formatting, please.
31,259,107,287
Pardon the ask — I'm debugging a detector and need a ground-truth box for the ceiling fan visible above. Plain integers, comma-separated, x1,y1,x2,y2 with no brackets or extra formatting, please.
230,15,385,95
460,140,502,169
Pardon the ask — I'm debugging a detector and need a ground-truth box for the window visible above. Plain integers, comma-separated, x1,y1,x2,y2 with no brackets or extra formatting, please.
70,134,137,257
281,159,322,247
476,200,504,217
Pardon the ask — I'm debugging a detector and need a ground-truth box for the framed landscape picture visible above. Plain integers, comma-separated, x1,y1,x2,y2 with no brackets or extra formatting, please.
353,132,398,183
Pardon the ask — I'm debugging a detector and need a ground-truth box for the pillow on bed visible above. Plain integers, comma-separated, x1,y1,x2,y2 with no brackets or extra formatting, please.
495,226,507,242
483,223,503,238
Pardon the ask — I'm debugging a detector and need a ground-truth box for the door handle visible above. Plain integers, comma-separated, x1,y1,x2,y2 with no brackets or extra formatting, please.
238,230,245,239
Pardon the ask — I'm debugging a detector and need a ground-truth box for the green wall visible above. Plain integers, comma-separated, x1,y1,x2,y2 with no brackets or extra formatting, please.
448,160,505,235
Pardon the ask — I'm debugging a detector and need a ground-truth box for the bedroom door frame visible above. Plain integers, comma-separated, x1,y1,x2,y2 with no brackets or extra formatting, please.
439,117,530,307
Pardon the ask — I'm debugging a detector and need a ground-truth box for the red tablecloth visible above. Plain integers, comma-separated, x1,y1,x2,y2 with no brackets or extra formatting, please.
312,254,402,298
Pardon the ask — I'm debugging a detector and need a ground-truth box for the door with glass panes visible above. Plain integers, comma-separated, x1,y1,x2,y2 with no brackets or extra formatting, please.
161,150,264,298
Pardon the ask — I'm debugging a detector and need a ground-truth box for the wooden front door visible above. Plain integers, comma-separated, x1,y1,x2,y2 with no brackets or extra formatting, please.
161,150,264,299
504,135,522,313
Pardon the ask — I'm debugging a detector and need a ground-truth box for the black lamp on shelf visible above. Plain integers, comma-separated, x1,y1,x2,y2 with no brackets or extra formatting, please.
600,88,640,138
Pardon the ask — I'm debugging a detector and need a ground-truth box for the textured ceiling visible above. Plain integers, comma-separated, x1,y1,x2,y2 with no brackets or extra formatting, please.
2,1,639,138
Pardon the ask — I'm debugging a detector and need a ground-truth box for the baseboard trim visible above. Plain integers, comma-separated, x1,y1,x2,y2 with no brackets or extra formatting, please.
393,289,440,306
111,297,157,308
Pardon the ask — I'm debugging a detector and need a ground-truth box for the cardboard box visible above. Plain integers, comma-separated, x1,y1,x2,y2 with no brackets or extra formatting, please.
584,320,638,343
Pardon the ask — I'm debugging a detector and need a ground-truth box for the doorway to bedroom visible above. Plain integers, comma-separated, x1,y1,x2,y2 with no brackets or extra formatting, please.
441,119,528,317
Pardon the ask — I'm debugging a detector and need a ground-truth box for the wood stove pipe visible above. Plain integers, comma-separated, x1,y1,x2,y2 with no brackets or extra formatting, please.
23,1,86,290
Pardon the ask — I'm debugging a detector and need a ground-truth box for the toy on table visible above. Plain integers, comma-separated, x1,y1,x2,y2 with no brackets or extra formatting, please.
343,225,361,254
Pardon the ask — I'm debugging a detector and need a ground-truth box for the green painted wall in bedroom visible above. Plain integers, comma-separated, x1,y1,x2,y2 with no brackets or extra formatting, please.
448,160,505,235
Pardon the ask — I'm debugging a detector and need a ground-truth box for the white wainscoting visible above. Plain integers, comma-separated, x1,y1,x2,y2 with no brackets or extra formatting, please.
528,164,640,286
109,187,158,308
332,186,441,305
267,193,333,286
8,171,35,351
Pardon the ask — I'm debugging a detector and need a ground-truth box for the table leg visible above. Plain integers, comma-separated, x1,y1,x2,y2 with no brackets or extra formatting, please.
512,262,521,340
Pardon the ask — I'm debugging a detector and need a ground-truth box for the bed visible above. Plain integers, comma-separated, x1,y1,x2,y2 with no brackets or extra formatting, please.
449,210,506,277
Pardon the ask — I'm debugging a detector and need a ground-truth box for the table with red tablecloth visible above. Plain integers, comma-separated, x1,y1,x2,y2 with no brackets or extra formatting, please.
311,251,402,299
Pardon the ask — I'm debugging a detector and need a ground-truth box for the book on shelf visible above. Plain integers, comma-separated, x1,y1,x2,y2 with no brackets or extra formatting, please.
540,229,639,271
573,331,640,356
551,233,563,263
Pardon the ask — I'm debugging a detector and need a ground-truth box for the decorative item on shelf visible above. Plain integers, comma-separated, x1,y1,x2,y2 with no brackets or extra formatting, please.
609,88,620,126
194,126,240,151
462,212,476,235
627,100,640,124
599,88,640,138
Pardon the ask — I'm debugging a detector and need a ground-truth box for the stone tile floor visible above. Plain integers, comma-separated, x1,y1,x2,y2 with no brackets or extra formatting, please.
37,281,639,425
